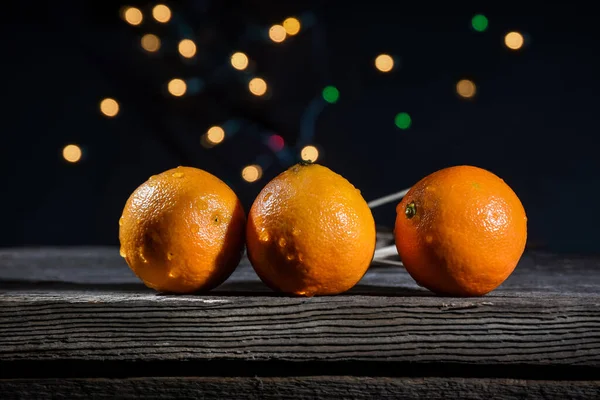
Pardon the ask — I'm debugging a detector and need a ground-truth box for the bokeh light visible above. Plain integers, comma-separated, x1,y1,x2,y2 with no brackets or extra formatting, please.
123,7,143,26
152,4,171,23
230,52,249,70
62,144,82,163
249,78,267,96
269,24,287,43
168,78,187,96
178,39,196,58
283,17,301,35
206,126,225,145
300,145,319,162
505,31,524,50
395,112,412,129
268,134,285,152
99,98,119,117
471,14,488,32
375,54,394,72
242,165,262,182
456,79,477,98
141,34,161,52
322,86,339,104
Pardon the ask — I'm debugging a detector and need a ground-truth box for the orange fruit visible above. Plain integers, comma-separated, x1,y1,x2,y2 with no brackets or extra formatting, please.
119,166,246,293
246,162,376,296
394,165,527,296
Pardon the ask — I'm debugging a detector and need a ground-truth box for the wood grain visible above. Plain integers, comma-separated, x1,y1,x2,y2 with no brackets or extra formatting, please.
1,247,600,295
1,247,600,384
1,288,599,367
1,376,599,400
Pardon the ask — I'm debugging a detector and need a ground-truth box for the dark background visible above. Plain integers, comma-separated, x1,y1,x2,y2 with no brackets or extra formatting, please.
1,1,598,254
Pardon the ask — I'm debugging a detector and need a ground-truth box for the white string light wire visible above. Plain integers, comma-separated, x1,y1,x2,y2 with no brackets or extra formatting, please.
368,188,411,264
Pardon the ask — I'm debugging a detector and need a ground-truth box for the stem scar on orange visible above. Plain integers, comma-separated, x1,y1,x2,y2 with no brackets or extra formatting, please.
246,161,376,296
394,165,527,296
119,166,246,293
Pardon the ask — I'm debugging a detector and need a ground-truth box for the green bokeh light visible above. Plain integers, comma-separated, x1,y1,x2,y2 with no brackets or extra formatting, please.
322,86,340,104
471,14,488,32
395,112,411,129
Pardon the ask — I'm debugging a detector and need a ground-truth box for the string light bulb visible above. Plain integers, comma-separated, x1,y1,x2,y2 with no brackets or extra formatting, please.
301,145,319,162
283,17,301,35
249,77,267,96
242,165,262,182
269,24,287,43
123,7,143,26
375,54,394,72
505,31,524,50
471,14,488,32
178,39,196,58
141,34,161,52
168,78,187,96
62,144,82,163
322,86,339,104
99,98,119,117
267,134,285,152
206,126,225,145
456,79,477,98
152,4,171,23
231,52,249,70
395,112,412,129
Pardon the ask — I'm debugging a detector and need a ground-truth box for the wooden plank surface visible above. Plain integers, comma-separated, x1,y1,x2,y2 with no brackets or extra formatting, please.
1,376,599,400
1,247,599,375
1,291,599,367
1,247,599,295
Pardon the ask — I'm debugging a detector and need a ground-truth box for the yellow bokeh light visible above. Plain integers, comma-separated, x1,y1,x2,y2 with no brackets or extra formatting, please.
168,78,187,96
375,54,394,72
456,79,476,98
249,77,267,96
62,144,82,163
242,165,262,182
178,39,197,58
99,98,120,117
283,17,301,35
141,34,161,52
123,7,143,26
300,145,319,162
152,4,171,23
505,31,524,50
206,126,225,144
269,24,287,43
231,52,249,70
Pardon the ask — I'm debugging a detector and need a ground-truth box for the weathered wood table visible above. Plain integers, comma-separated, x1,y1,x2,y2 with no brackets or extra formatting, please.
1,247,599,399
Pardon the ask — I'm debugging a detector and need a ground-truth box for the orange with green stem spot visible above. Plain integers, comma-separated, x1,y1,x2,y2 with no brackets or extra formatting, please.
394,165,527,296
